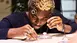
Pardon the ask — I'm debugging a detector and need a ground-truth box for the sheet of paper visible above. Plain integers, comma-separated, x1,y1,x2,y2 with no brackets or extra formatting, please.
0,33,74,43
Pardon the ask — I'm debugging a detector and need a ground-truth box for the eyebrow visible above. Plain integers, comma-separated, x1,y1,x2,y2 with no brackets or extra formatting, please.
40,16,51,20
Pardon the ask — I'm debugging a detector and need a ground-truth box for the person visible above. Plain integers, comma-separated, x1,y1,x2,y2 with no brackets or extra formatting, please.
0,0,77,40
74,14,77,23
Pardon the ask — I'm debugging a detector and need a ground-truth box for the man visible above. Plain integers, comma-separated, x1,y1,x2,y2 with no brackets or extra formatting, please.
74,14,77,23
0,0,77,40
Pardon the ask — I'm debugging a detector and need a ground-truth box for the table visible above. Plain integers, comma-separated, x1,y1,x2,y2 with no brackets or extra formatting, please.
0,33,75,43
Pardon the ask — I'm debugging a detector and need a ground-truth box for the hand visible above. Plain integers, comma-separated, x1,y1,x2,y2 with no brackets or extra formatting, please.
7,24,38,40
47,16,63,31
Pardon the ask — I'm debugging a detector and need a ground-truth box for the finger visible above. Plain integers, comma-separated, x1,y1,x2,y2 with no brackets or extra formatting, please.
47,16,61,23
25,24,32,31
47,24,52,29
20,24,30,31
25,33,37,40
26,25,38,39
24,24,34,33
47,17,61,24
23,24,38,39
56,24,63,31
24,33,34,40
47,24,56,29
50,26,56,29
50,20,62,26
50,21,63,31
27,25,38,38
32,28,38,38
48,20,62,27
30,30,38,39
23,25,35,39
29,33,37,40
48,18,61,25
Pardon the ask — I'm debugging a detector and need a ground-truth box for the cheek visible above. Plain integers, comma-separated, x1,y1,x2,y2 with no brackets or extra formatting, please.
38,20,47,25
31,19,37,24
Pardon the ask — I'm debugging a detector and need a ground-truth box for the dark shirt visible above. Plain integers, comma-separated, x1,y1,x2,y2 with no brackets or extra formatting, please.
0,10,77,39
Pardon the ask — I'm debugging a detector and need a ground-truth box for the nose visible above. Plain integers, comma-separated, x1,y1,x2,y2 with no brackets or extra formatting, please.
36,19,47,26
37,21,41,26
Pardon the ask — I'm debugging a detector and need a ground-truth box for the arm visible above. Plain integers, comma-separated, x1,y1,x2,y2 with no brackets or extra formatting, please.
63,24,72,33
60,13,77,33
0,19,11,39
47,16,72,33
47,10,77,33
47,16,77,33
0,18,37,40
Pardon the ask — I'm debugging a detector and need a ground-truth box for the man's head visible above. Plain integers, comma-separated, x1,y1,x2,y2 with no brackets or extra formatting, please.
28,0,55,14
28,0,55,10
27,0,55,29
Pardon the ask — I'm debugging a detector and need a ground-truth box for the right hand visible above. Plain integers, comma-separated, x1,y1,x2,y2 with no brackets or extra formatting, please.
7,24,38,40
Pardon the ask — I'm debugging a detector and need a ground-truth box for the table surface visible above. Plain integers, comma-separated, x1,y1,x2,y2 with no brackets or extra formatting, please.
0,33,75,43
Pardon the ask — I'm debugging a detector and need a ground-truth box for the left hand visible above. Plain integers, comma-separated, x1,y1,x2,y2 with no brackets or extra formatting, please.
47,16,63,31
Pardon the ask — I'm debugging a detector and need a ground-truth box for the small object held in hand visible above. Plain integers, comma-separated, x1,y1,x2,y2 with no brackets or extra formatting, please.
43,32,47,35
38,32,51,39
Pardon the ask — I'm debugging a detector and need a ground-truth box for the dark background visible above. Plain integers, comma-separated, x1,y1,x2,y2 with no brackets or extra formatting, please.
12,0,28,12
12,0,61,12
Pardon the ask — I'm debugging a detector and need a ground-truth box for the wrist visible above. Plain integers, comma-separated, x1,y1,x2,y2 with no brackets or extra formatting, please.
61,24,72,33
7,28,17,38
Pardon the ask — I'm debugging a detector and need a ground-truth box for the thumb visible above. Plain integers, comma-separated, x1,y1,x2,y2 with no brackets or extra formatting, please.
57,24,63,31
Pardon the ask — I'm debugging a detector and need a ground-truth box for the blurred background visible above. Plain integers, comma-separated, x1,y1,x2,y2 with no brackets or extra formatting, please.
0,0,76,21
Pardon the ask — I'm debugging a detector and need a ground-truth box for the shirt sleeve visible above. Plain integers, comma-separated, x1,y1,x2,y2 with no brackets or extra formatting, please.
59,13,77,33
53,10,77,33
0,18,12,39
